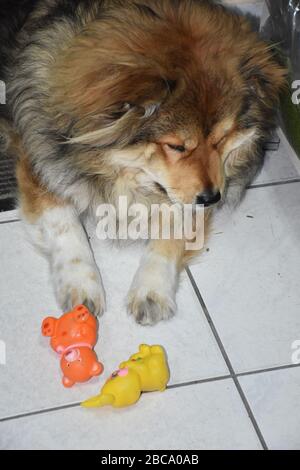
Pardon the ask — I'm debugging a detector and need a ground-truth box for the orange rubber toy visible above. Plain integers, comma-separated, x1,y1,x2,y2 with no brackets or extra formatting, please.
42,305,103,388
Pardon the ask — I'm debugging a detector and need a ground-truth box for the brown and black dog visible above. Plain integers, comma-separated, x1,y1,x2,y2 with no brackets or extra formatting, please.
0,0,285,324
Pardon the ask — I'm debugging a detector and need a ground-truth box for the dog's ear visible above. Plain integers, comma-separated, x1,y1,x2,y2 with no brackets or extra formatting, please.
57,63,172,148
241,45,287,108
66,98,162,148
50,10,179,149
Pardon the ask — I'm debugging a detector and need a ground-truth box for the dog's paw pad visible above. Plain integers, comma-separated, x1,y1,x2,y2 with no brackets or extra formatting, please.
61,290,105,317
127,290,176,326
54,263,106,316
60,286,106,317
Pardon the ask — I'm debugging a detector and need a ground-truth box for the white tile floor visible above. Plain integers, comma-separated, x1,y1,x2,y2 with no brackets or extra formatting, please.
225,0,264,18
0,130,299,450
1,2,300,451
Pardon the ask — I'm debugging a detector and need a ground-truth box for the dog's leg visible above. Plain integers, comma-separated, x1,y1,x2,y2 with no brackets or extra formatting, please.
127,238,184,325
17,158,106,315
127,225,208,326
127,206,211,325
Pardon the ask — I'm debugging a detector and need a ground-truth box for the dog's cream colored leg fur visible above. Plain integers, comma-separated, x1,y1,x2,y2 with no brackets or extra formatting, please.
127,206,210,325
127,238,188,325
17,158,106,316
127,250,178,325
27,206,106,316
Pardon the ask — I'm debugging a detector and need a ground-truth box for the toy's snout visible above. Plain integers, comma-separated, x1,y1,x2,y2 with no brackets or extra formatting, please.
64,348,80,362
61,347,104,388
41,317,57,337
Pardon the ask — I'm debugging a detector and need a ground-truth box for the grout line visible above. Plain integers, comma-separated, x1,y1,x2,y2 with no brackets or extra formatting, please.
0,376,232,424
186,267,268,450
0,209,19,223
0,218,20,225
185,268,237,379
167,374,231,390
2,362,300,424
0,402,81,424
247,178,300,190
237,362,300,378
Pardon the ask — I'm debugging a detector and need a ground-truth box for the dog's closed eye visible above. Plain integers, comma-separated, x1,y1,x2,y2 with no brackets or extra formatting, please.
166,143,186,153
213,135,228,149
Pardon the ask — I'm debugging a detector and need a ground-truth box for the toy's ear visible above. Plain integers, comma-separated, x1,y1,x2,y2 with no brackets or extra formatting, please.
91,361,104,377
73,305,90,323
150,345,164,355
139,344,150,355
62,376,75,388
41,317,57,337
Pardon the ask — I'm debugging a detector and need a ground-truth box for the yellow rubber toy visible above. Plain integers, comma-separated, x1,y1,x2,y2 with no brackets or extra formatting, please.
81,344,170,408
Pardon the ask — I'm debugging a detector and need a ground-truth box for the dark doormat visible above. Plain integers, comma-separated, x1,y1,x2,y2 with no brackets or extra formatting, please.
0,150,17,212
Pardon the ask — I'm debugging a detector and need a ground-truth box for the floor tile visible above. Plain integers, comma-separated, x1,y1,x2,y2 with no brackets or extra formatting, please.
0,210,19,223
0,222,228,420
0,379,262,450
277,128,300,177
190,182,300,373
225,1,263,17
240,367,300,449
251,138,300,186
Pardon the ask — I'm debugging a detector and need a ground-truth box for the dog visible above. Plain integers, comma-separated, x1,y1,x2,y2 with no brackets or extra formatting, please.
0,0,286,325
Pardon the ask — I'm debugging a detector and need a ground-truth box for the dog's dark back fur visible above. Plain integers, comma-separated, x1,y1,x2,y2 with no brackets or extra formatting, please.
0,1,37,69
1,0,286,208
0,0,287,324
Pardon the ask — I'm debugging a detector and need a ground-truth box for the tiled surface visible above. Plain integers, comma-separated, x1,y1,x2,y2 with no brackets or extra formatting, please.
0,380,261,450
252,138,300,186
277,128,300,177
0,222,228,420
225,0,264,17
0,209,19,223
0,129,299,449
0,0,299,449
240,368,300,450
190,182,300,373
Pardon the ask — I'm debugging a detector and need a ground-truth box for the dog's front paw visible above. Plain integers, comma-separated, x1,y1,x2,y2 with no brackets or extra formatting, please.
53,261,106,316
127,289,176,326
127,253,178,325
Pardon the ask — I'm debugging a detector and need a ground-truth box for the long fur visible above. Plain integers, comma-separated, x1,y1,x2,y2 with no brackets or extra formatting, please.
0,0,286,323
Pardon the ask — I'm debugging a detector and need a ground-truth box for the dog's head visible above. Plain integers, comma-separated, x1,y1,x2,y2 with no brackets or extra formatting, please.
51,1,286,206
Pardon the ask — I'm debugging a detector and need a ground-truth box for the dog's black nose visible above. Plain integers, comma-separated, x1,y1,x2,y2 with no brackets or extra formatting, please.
196,190,221,207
